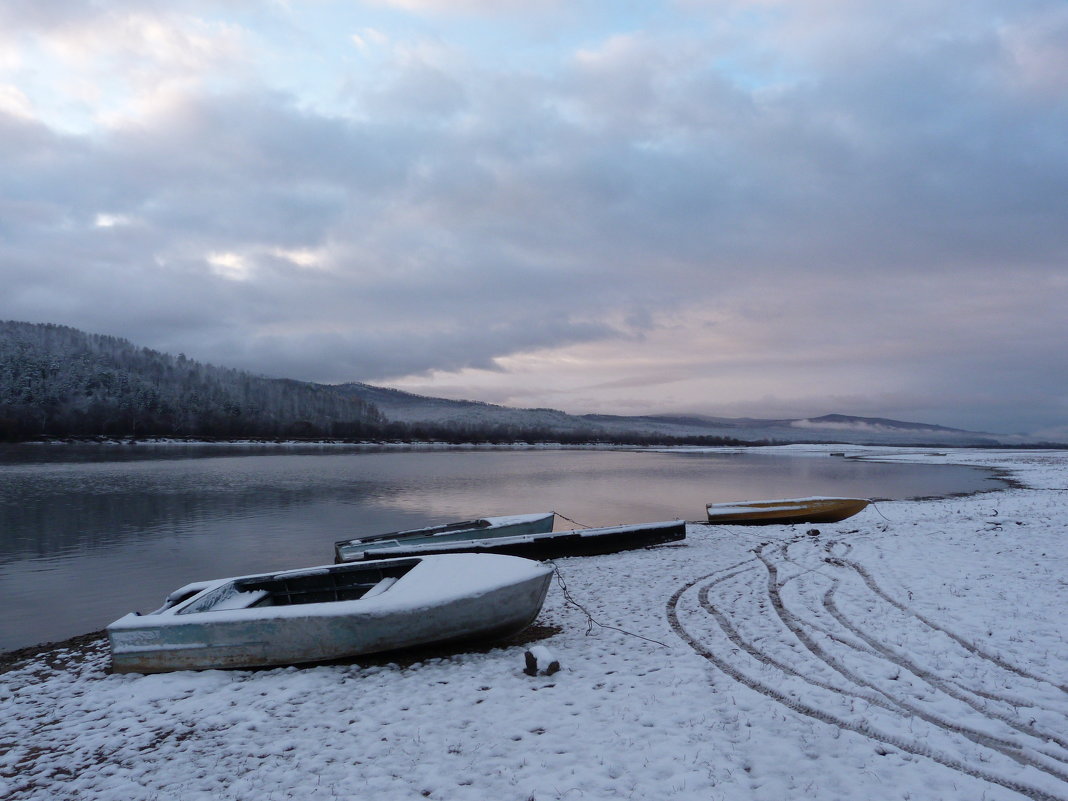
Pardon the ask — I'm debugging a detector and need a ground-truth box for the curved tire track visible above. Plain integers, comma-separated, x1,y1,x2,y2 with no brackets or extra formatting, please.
668,540,1068,801
754,545,1060,769
822,583,1068,768
695,569,902,715
838,557,1068,695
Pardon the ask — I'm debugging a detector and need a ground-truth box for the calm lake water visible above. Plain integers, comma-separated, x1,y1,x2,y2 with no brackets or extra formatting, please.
0,444,1005,651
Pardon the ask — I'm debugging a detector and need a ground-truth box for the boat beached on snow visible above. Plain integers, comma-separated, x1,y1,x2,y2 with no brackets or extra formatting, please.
334,514,685,563
705,496,870,525
334,513,556,563
107,553,553,674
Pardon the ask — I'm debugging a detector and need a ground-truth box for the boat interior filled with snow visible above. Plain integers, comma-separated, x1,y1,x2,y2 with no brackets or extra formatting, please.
168,560,418,614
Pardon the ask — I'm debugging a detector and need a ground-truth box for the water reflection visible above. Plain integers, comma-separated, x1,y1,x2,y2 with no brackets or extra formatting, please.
0,446,1004,651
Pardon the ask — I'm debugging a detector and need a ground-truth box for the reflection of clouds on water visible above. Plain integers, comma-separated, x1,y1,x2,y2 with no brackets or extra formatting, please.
0,448,1003,651
383,451,1003,527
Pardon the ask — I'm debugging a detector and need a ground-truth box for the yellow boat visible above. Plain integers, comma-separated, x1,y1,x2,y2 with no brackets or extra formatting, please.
705,496,870,525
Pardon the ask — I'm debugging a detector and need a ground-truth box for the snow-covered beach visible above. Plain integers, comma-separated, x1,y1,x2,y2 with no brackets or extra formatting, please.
2,447,1066,801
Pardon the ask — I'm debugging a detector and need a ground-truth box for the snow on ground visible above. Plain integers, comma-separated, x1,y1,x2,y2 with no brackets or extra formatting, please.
2,447,1067,801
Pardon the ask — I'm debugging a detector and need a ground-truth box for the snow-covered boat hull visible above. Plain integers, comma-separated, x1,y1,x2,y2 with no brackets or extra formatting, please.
335,520,686,562
334,512,556,563
107,554,552,674
706,497,870,525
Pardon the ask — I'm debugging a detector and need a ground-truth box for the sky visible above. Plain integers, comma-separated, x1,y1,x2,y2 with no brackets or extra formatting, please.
1,0,1066,437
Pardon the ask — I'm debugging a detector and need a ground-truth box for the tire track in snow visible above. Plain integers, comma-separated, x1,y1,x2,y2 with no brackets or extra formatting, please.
668,551,1068,801
776,540,885,654
817,538,1067,712
768,542,1068,781
694,565,902,715
777,540,1068,760
755,545,1055,766
836,557,1068,695
821,582,1068,769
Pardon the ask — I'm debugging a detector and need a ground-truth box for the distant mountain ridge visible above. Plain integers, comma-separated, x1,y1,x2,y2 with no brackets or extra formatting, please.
1,320,1008,445
333,382,1004,446
333,382,596,433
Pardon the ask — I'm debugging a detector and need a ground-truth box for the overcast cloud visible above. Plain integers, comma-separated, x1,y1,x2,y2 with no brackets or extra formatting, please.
1,0,1066,436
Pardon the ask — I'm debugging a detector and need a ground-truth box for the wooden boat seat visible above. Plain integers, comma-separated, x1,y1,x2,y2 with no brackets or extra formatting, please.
209,589,270,611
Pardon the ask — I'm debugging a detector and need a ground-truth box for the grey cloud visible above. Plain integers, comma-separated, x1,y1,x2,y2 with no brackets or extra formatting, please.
0,0,102,31
358,63,470,120
0,0,259,31
169,312,618,385
1,2,1066,433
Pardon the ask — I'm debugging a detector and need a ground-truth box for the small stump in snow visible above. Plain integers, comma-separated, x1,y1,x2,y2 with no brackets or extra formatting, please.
523,645,560,676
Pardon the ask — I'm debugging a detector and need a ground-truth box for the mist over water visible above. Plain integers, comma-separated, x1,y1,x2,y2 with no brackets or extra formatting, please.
0,445,1004,651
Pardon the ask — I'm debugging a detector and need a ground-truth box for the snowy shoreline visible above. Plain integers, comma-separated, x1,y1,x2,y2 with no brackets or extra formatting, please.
3,446,1067,801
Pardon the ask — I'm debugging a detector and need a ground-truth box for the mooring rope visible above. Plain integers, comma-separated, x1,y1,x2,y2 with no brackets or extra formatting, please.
547,559,670,649
552,510,593,529
868,500,894,522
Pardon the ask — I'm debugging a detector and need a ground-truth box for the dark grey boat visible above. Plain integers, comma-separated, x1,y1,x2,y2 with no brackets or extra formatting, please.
334,519,686,562
335,512,556,563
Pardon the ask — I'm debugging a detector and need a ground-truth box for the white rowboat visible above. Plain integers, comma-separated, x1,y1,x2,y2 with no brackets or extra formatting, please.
107,553,553,674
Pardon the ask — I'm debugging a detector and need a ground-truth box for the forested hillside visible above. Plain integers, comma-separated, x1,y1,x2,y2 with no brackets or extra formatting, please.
0,321,384,440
